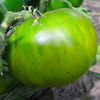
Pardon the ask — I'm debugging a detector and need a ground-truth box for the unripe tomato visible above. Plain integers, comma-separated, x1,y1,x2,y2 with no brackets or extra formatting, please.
46,0,83,11
0,67,20,94
6,8,97,87
0,0,25,23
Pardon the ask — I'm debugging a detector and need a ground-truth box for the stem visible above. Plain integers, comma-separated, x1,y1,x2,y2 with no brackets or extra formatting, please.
0,2,8,16
0,27,6,54
1,10,32,30
88,70,100,77
63,0,92,19
63,0,73,9
0,2,7,47
0,10,32,73
33,8,43,18
36,9,43,17
0,10,32,53
7,27,17,39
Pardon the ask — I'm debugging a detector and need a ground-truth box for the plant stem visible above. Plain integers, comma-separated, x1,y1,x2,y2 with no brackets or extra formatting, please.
63,0,73,8
0,2,8,17
0,2,7,53
7,27,17,39
0,10,33,73
63,0,92,19
0,10,32,54
1,10,32,31
88,70,100,77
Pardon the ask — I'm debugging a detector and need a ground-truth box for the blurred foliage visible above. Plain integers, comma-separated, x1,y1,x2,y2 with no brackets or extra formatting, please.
0,84,42,100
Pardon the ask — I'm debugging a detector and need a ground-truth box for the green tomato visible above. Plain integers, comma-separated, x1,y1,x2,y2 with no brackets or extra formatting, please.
0,67,20,94
0,0,25,23
46,0,83,11
6,8,97,87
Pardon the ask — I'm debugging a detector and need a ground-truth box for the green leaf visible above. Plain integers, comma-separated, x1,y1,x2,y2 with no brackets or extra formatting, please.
88,70,100,77
0,84,42,100
63,0,92,19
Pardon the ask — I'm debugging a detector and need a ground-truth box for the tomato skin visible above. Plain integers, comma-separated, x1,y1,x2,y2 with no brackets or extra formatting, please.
0,0,25,23
46,0,83,11
0,67,20,94
6,8,97,87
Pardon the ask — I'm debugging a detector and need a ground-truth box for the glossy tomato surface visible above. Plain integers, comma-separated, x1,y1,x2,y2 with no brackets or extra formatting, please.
0,67,20,94
6,8,97,87
46,0,83,11
0,0,25,23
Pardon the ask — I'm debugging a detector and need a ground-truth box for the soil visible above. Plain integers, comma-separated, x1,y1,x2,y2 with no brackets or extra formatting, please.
27,0,100,100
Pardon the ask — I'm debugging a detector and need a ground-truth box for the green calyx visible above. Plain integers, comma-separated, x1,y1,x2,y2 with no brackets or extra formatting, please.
63,0,92,19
